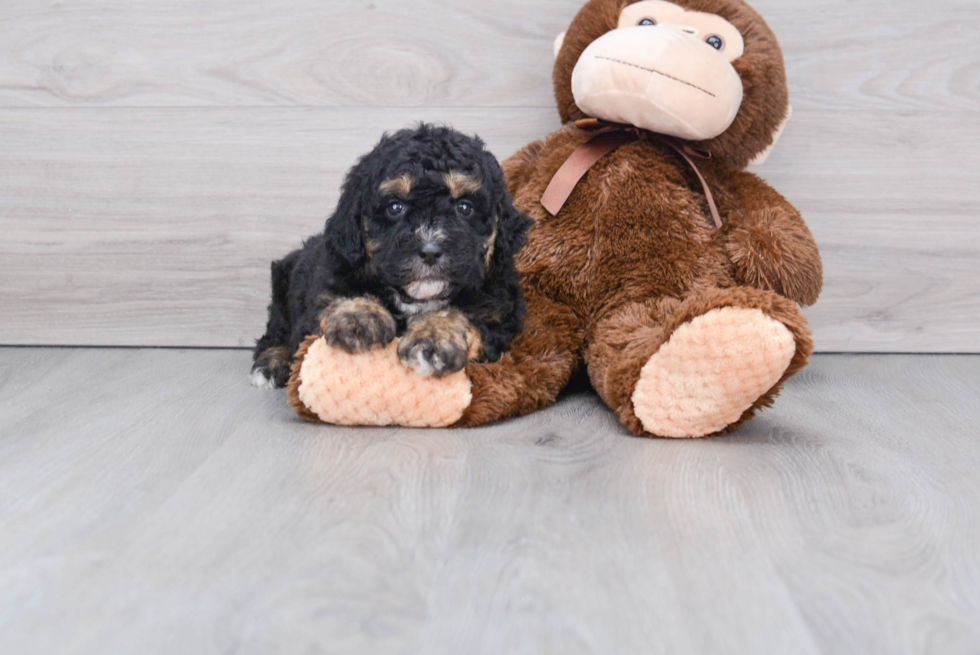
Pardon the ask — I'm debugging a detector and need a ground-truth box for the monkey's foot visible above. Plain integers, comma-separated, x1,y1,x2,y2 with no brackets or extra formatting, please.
288,336,472,428
631,307,795,438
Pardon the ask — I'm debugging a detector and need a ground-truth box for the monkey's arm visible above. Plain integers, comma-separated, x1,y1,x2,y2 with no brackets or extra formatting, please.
455,282,586,427
716,169,823,307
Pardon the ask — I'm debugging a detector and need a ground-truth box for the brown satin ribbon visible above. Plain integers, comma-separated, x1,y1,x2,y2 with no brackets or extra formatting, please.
540,118,723,230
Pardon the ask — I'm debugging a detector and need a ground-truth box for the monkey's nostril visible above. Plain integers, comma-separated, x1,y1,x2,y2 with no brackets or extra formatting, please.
420,243,443,266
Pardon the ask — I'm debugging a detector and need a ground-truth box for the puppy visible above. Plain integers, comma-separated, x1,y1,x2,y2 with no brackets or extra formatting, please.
251,124,533,388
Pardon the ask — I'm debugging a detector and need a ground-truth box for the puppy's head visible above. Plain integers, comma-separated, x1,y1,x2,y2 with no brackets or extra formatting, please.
324,124,531,301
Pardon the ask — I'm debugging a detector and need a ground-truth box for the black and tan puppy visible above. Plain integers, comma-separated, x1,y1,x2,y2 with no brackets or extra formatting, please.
251,124,532,388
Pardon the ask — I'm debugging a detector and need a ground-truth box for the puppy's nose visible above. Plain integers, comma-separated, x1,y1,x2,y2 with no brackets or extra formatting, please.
419,243,443,266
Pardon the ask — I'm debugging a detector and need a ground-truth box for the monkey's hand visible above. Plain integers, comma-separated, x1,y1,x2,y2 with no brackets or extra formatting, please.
714,169,823,307
724,204,823,307
320,296,397,353
397,309,483,378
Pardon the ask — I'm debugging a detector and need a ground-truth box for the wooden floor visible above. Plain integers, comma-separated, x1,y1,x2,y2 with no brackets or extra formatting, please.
1,348,978,654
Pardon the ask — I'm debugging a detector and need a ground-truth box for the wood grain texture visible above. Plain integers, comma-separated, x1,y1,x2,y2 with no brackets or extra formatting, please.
1,0,978,350
1,348,979,654
0,0,574,109
1,107,977,351
0,0,976,111
0,107,561,348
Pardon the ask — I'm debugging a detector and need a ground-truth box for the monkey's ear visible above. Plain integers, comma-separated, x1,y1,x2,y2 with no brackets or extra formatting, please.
749,105,792,166
323,178,368,270
553,32,566,59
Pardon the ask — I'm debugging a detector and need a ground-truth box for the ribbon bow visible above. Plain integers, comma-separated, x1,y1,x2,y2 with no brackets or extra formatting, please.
540,118,723,230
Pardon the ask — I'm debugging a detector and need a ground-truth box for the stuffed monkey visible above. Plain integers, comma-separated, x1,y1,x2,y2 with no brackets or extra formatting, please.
290,0,822,437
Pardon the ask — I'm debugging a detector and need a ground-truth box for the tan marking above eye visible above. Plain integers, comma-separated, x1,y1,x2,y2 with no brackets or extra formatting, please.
379,173,414,197
443,171,482,198
619,0,745,61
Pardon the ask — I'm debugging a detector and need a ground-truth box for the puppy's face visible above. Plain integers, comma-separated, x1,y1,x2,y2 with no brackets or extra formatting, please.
368,169,496,301
325,125,529,304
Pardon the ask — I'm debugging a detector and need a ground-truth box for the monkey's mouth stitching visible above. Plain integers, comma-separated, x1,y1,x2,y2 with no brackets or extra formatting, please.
595,56,716,98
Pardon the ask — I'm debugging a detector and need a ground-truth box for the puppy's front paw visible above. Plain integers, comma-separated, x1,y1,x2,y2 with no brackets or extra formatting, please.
397,310,482,378
320,297,396,353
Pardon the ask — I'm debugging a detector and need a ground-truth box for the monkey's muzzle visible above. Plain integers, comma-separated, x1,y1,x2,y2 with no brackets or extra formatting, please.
571,26,743,141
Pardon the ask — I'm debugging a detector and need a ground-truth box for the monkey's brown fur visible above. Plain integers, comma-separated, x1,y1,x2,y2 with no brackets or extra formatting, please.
288,336,324,423
454,0,822,436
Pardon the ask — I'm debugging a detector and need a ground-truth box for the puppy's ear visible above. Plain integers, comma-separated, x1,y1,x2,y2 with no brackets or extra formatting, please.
481,150,533,260
494,192,533,259
323,171,368,270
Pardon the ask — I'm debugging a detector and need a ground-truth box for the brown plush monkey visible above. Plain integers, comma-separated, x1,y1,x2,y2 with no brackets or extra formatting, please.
290,0,822,438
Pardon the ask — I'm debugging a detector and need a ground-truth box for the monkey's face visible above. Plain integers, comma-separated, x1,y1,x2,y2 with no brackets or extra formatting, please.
567,0,745,141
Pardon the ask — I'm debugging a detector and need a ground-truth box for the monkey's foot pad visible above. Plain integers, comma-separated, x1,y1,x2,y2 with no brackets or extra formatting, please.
632,307,795,438
290,337,472,428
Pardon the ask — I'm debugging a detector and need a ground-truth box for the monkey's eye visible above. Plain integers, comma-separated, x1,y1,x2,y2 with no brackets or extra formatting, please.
456,200,475,218
706,35,724,50
638,18,656,26
385,200,407,218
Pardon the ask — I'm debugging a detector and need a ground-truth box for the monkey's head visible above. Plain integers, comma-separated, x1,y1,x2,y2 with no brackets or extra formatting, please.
554,0,790,168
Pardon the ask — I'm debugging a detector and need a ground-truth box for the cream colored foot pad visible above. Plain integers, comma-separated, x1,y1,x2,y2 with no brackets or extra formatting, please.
632,307,795,438
296,338,472,428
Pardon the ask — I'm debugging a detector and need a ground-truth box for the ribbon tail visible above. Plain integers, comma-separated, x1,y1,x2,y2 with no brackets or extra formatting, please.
541,132,637,216
666,142,723,230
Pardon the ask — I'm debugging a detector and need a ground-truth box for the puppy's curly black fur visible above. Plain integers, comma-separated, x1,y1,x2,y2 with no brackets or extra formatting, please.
251,124,533,387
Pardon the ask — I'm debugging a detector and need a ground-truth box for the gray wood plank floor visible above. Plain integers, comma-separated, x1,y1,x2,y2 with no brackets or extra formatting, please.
1,348,978,654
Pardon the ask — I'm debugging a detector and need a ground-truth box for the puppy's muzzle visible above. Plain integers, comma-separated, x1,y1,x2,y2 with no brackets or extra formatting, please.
405,227,451,300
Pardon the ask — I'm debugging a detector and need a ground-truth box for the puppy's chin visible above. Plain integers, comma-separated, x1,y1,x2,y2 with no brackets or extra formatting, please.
405,279,449,300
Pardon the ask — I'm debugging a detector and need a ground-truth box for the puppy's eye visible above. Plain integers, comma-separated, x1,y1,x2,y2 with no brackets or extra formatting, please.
456,200,475,218
385,200,406,218
638,18,656,26
705,35,724,50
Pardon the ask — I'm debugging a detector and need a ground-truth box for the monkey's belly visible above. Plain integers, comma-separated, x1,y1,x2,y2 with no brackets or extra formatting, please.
594,209,731,305
519,205,731,314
